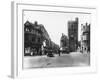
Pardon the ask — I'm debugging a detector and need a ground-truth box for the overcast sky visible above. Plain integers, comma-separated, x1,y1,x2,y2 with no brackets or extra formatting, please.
24,10,91,46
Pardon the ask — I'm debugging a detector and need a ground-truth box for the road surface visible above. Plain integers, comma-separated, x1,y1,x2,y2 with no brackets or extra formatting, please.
23,52,90,69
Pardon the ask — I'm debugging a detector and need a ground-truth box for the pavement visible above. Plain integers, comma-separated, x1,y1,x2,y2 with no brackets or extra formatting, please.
23,52,90,69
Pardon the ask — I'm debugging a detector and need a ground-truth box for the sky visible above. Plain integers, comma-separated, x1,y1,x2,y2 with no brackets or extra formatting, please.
24,10,91,46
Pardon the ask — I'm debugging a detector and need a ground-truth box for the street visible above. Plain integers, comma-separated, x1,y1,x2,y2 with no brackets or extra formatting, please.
23,52,90,69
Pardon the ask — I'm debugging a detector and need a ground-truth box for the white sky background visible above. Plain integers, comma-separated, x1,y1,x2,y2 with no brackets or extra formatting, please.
24,11,91,46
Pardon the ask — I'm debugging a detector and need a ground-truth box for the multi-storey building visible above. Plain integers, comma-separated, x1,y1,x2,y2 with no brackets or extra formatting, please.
60,33,69,53
24,21,59,56
81,23,90,53
68,18,78,52
60,33,69,48
24,21,51,56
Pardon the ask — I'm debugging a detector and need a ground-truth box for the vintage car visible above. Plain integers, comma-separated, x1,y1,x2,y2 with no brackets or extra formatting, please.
46,49,54,57
47,51,54,57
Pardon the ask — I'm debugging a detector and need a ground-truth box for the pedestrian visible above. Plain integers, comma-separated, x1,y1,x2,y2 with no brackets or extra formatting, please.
58,49,60,56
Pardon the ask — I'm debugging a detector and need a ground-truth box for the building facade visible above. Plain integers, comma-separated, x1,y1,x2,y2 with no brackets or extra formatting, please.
24,21,51,56
60,33,69,53
68,18,78,52
24,21,59,56
60,33,69,48
81,23,90,53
